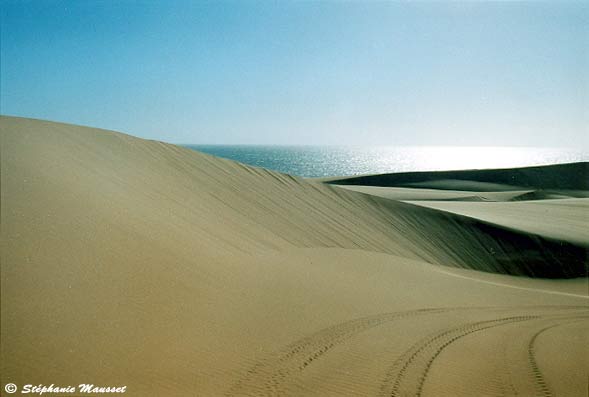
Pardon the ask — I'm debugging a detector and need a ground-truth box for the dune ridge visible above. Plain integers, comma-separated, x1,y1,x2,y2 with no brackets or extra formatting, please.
2,116,585,278
1,116,587,396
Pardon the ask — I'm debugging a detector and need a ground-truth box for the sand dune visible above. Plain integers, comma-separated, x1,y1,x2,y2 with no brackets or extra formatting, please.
332,185,536,202
406,199,589,246
325,162,589,191
1,116,587,396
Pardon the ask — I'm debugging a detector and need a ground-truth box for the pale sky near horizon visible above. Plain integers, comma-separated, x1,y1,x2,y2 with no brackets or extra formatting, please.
1,1,587,147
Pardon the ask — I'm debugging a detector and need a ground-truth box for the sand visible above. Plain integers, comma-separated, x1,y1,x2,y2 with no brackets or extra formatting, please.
330,185,537,202
405,199,589,245
323,162,589,191
1,116,587,396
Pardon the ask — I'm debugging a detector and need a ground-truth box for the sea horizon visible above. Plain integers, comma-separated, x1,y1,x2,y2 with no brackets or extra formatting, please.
183,144,589,178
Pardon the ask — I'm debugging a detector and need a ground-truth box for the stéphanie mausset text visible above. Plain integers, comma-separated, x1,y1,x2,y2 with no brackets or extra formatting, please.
20,384,127,395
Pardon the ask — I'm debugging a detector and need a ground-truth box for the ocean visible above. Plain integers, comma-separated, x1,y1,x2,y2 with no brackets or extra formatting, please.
183,145,589,178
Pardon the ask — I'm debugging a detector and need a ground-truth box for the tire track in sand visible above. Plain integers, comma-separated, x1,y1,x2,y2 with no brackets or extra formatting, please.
381,310,589,397
380,315,539,397
526,317,589,397
226,308,453,396
227,306,586,396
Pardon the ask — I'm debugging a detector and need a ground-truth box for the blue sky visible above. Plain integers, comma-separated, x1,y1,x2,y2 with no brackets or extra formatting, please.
1,1,587,146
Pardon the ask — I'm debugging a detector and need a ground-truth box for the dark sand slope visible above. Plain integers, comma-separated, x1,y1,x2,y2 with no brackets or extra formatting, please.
407,199,589,246
330,163,589,278
328,185,538,202
1,116,587,396
325,162,589,191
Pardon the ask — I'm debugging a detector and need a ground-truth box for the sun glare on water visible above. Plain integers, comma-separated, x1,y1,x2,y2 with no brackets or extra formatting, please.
373,146,585,173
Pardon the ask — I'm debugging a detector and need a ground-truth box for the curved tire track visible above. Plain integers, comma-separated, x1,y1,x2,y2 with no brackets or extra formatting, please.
226,308,453,396
226,306,587,396
527,317,589,397
381,311,589,397
380,315,539,397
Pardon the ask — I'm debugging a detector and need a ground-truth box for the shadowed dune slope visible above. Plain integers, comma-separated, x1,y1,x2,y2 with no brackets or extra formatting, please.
1,116,585,278
406,199,589,246
331,185,536,202
325,162,589,191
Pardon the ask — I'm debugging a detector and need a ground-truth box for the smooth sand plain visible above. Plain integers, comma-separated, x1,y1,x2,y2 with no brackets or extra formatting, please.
1,116,587,396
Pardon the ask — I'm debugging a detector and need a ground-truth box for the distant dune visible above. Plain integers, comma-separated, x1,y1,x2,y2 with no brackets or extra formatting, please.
1,116,587,396
323,161,589,191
